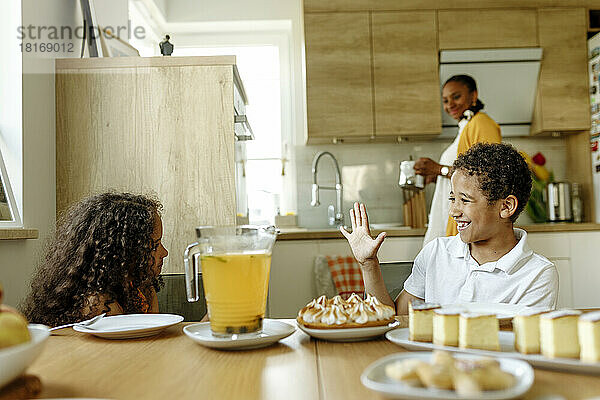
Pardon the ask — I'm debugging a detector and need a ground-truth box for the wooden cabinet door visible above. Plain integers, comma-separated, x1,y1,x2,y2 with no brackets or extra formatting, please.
304,12,373,142
135,65,236,273
531,8,590,134
372,11,440,136
56,63,237,274
438,9,538,49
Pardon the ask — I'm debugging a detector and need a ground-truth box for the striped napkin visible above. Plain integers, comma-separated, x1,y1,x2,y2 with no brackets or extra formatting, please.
326,255,365,299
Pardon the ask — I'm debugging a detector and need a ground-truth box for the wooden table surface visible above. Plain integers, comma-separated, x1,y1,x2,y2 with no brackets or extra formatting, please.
23,319,600,400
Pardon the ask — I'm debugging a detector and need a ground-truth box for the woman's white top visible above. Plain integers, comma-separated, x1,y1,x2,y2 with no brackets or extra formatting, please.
423,119,469,246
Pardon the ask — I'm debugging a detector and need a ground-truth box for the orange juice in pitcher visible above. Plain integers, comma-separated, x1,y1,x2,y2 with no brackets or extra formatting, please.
201,252,271,334
184,226,277,338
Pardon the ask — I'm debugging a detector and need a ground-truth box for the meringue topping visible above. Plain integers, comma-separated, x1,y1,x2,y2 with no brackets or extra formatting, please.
298,293,395,326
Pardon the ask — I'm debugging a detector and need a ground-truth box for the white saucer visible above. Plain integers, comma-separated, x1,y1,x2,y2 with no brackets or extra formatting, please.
297,320,400,342
73,314,183,339
361,352,534,400
183,319,295,350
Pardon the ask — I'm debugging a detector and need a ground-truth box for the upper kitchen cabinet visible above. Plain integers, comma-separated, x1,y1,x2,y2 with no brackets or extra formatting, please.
438,10,538,49
304,13,374,143
530,8,591,134
372,11,441,136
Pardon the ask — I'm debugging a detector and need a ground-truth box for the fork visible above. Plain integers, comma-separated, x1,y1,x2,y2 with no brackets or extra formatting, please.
49,313,107,331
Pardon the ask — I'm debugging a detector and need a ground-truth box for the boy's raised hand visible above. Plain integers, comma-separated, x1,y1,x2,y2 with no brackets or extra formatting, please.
340,202,387,265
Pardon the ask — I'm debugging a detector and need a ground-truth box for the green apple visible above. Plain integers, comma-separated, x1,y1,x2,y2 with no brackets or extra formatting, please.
0,304,31,349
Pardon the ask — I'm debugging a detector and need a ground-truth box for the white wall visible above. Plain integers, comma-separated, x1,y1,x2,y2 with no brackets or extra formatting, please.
0,0,75,307
0,0,129,307
94,0,130,35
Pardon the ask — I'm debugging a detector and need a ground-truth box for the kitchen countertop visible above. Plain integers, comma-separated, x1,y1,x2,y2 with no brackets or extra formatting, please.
276,223,600,240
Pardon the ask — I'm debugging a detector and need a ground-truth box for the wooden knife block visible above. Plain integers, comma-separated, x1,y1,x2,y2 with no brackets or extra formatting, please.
403,189,427,229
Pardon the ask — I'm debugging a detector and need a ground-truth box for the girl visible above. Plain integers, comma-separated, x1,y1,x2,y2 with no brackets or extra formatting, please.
21,192,168,327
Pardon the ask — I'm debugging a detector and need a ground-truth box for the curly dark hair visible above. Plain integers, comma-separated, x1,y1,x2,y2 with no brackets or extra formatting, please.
452,143,532,222
20,192,163,327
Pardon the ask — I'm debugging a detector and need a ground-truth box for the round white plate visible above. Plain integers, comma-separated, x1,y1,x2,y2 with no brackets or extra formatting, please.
441,303,547,320
73,314,183,339
297,320,400,342
0,324,50,389
183,319,296,350
361,352,534,400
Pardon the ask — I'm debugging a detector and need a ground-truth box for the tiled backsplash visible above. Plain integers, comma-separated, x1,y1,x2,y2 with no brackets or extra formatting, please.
295,136,568,228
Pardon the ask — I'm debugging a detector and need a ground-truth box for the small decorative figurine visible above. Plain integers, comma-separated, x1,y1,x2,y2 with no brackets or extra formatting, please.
159,35,174,56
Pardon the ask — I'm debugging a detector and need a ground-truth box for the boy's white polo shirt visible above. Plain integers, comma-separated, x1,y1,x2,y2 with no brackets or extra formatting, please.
403,228,558,309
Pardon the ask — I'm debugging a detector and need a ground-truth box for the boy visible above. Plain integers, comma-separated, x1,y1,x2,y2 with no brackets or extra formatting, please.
341,143,558,314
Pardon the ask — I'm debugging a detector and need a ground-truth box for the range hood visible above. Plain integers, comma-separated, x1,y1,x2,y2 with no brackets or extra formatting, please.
439,48,542,137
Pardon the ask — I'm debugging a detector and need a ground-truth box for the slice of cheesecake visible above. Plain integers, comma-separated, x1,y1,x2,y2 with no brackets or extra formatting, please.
512,309,547,354
578,311,600,363
433,309,460,347
459,313,500,351
540,310,581,359
408,300,441,342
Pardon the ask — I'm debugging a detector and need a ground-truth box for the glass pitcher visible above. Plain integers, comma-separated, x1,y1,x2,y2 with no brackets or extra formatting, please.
184,225,277,337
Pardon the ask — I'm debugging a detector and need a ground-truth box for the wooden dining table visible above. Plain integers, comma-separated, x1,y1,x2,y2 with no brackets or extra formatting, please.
11,318,600,400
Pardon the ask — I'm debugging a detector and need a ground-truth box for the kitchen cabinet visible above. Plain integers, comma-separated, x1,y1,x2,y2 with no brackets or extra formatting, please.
304,12,374,142
56,56,245,274
372,11,440,136
526,231,600,308
530,8,591,134
438,10,538,50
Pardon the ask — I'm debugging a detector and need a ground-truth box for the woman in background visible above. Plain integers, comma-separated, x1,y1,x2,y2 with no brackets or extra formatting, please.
415,75,501,245
21,192,168,327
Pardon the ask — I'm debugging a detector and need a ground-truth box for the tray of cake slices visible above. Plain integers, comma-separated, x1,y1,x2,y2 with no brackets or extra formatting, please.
386,301,600,374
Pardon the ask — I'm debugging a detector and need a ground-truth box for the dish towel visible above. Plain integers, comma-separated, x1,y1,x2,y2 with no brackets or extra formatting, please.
326,255,365,299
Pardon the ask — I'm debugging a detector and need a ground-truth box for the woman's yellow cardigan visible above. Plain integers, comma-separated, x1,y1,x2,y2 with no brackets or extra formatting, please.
445,112,502,237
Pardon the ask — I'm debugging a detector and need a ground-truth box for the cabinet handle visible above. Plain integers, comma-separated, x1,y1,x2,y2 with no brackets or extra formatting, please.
234,115,254,141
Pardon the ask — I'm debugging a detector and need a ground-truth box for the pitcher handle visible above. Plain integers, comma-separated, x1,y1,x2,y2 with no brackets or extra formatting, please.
184,242,201,302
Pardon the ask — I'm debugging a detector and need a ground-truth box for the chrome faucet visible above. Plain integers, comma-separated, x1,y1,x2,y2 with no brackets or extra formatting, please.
311,151,344,227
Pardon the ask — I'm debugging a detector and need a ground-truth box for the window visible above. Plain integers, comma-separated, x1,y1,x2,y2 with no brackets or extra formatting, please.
0,0,22,227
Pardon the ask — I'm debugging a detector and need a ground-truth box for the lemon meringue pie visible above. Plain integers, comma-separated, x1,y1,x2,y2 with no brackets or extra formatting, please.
297,293,396,329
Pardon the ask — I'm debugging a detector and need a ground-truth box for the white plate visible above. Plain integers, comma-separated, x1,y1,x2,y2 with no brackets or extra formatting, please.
73,314,183,339
441,303,546,321
387,328,600,374
0,324,50,389
183,319,296,350
361,352,534,400
297,321,400,342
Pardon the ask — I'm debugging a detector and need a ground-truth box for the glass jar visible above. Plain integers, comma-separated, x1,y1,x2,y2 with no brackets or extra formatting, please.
571,183,583,223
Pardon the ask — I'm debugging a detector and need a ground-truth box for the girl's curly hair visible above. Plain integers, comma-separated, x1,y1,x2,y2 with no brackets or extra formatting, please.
21,192,163,326
452,142,532,222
